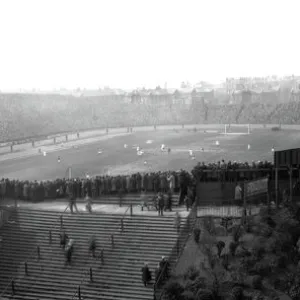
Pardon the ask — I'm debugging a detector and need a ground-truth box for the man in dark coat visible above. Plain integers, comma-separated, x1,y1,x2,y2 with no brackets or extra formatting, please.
141,262,152,287
89,235,96,258
159,256,170,280
59,231,69,250
165,191,172,211
69,192,79,214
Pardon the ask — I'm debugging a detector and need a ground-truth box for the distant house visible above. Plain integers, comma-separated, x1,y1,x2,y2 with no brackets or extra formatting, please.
173,88,193,105
260,86,280,104
191,88,214,105
148,89,172,106
232,89,252,105
130,90,142,104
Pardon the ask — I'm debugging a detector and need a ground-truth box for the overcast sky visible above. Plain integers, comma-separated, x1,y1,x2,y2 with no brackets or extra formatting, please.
0,0,299,90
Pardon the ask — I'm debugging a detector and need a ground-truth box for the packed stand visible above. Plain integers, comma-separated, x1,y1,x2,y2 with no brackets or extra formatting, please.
1,93,300,143
0,170,194,204
0,161,277,204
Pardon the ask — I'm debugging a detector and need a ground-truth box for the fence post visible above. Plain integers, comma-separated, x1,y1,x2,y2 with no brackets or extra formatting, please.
130,204,133,216
25,262,28,275
37,246,40,260
89,267,93,282
176,239,180,256
111,234,114,247
78,286,81,300
60,215,63,228
49,230,52,243
12,280,15,295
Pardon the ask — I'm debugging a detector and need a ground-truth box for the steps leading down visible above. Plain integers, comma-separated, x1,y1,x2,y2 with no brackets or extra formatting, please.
0,208,126,300
0,208,187,300
74,214,187,300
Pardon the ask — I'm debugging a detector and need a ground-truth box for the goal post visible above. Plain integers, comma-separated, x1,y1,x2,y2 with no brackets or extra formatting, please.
224,124,251,135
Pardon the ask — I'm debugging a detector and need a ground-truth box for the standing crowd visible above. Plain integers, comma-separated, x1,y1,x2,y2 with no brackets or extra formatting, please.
0,170,193,204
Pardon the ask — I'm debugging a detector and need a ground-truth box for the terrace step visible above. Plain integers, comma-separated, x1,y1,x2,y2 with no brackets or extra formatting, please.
0,206,188,300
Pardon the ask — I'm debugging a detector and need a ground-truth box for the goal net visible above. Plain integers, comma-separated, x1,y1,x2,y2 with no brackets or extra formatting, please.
223,124,251,135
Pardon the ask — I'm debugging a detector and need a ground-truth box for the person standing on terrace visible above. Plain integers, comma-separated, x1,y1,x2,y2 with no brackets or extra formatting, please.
158,193,164,216
141,262,152,287
69,190,79,213
85,193,92,213
235,182,243,206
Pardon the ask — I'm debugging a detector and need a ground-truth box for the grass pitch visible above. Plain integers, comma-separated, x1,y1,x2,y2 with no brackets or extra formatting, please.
0,127,299,181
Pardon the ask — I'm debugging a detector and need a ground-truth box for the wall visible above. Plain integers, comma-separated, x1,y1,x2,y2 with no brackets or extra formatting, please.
196,179,292,206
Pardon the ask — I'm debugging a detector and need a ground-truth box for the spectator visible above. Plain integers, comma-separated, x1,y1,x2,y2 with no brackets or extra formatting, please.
89,235,96,258
141,262,152,287
65,239,75,265
234,182,243,206
158,193,164,216
59,231,69,250
85,193,92,213
159,256,170,280
174,212,181,234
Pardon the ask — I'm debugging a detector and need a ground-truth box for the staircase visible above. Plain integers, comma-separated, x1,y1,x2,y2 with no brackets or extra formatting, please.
0,208,127,299
73,214,187,300
0,207,187,300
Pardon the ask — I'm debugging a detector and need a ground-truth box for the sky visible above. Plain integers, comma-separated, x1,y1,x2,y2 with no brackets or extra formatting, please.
0,0,299,90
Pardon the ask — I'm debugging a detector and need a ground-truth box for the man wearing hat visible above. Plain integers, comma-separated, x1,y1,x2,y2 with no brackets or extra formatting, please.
141,262,152,287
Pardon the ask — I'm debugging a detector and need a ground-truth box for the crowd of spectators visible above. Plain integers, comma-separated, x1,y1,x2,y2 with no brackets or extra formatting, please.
0,160,281,204
0,170,193,203
1,93,300,143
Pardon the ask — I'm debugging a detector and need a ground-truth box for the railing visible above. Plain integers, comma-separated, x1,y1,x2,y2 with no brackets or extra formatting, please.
153,201,198,300
71,204,132,300
0,203,70,298
197,205,261,218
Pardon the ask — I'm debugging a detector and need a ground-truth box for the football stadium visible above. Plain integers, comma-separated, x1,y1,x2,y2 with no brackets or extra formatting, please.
1,90,300,300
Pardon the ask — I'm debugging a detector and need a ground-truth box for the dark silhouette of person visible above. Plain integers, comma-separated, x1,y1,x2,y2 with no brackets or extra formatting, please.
158,193,164,216
89,235,96,258
159,256,170,280
69,193,79,213
59,231,69,250
141,262,152,287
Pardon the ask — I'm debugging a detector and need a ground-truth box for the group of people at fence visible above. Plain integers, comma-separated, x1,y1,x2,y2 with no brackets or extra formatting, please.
0,170,193,203
0,160,286,211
